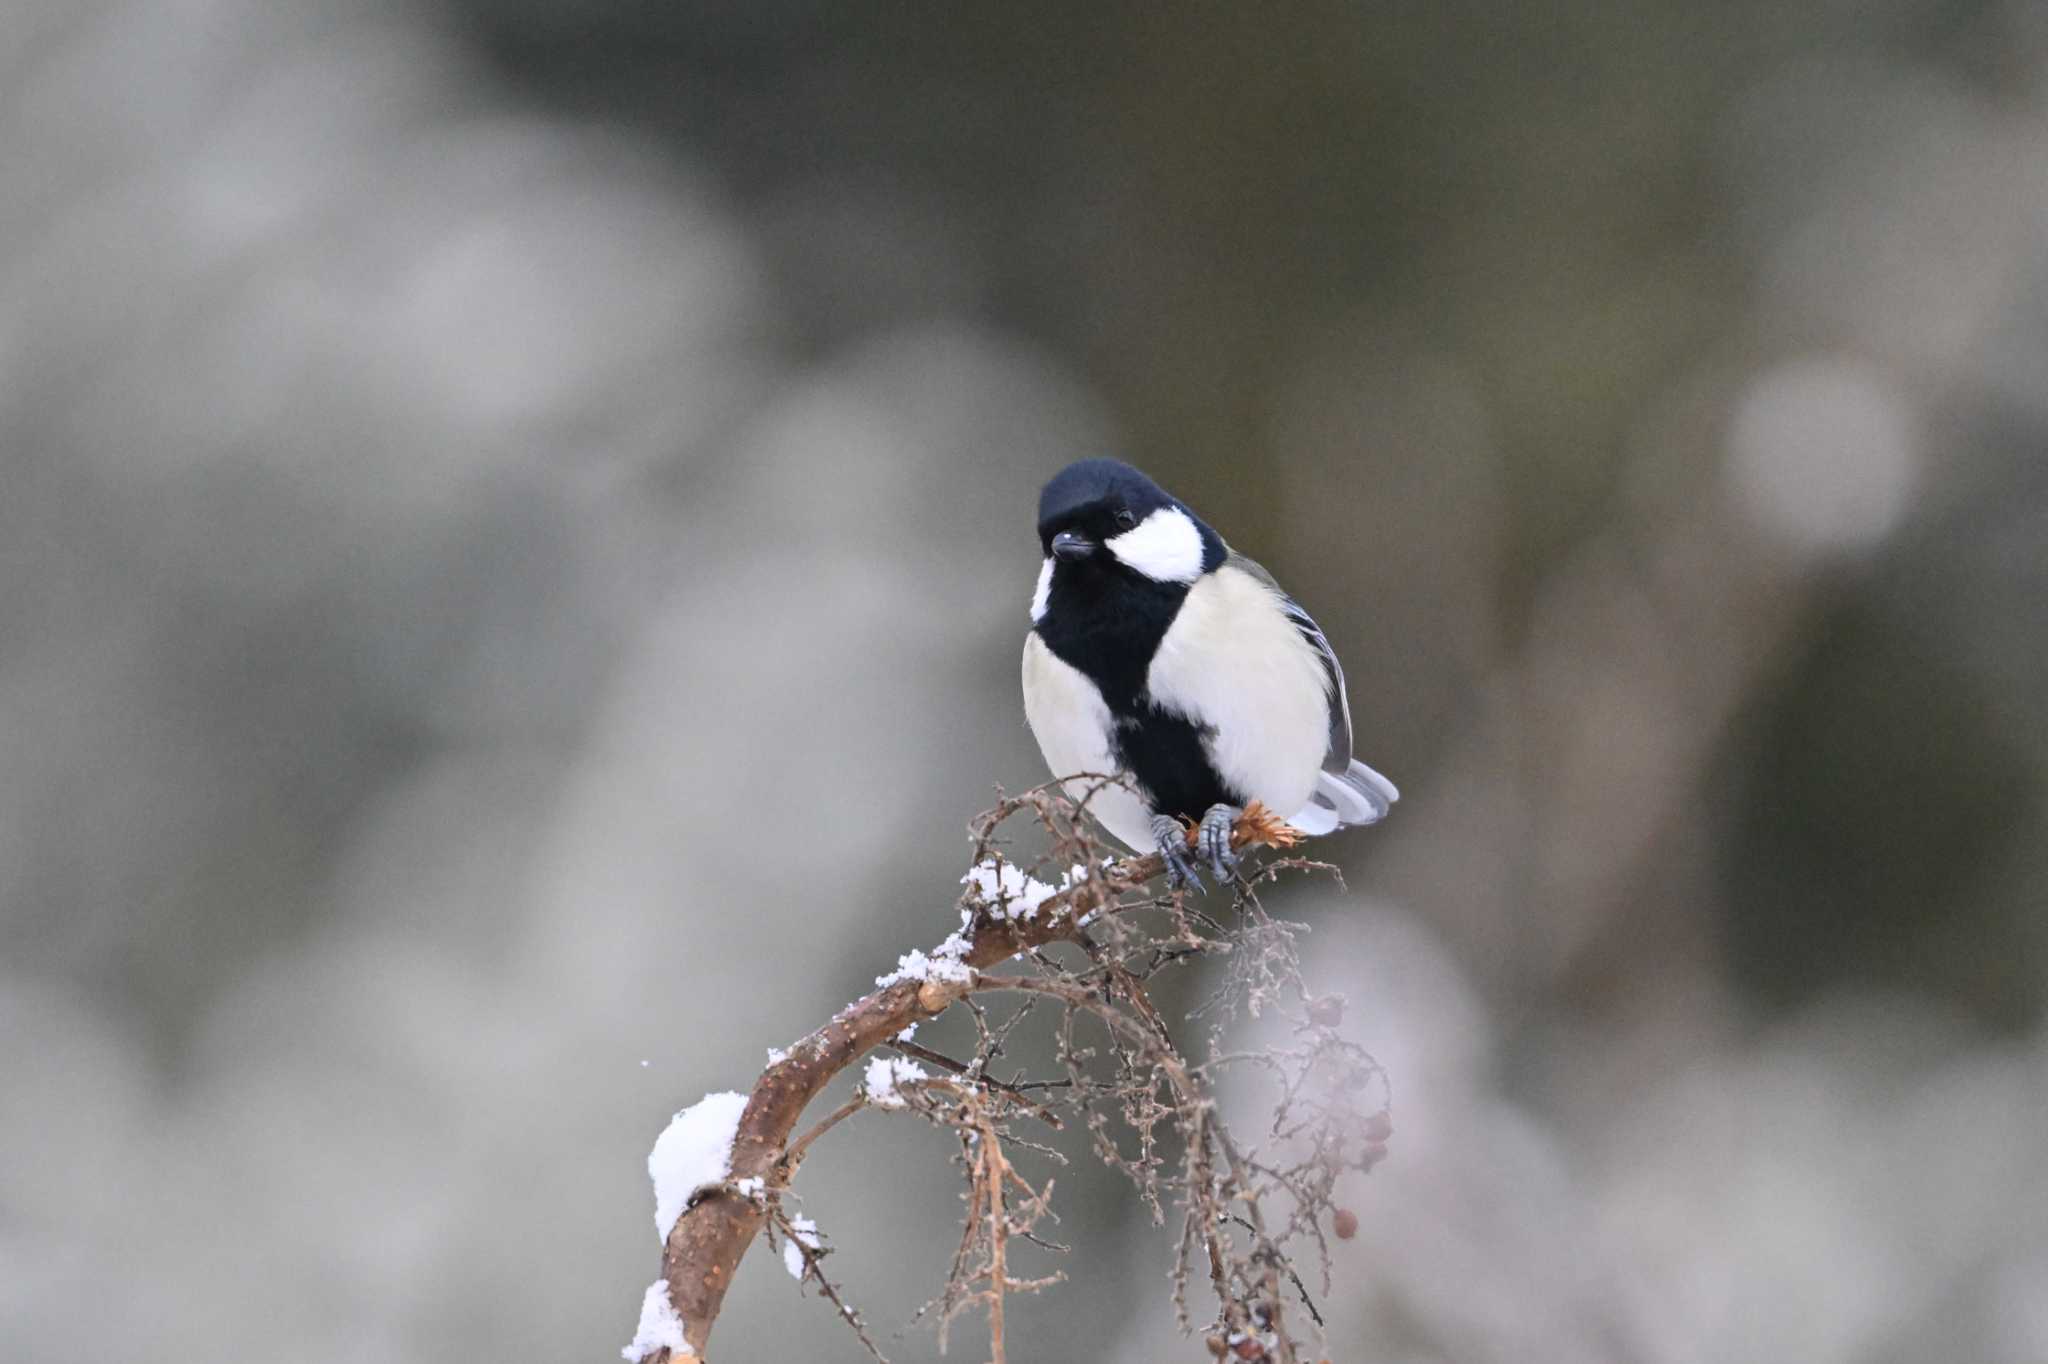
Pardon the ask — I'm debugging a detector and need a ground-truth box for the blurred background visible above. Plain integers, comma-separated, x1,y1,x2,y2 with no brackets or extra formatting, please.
5,1,2048,1360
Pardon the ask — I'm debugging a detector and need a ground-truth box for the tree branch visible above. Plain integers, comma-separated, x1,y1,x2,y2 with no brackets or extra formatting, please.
641,797,1317,1361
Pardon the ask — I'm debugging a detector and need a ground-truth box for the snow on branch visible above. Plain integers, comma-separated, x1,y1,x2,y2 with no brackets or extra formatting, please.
624,784,1393,1364
621,1280,687,1363
648,1091,750,1243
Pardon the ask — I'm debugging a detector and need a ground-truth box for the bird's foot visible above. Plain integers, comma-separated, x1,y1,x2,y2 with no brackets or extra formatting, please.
1197,803,1242,882
1150,813,1202,891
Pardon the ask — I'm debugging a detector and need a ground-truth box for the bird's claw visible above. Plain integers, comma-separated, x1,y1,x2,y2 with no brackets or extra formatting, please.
1150,813,1203,891
1198,803,1241,882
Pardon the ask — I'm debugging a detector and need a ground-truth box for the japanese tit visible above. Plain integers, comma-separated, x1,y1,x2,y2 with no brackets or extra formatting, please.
1021,458,1397,887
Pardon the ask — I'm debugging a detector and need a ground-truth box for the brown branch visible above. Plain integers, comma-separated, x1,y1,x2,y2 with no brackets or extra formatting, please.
982,1114,1010,1364
1214,1125,1297,1364
887,1038,1065,1130
767,1207,889,1362
970,974,1248,1338
645,803,1295,1361
920,1081,1066,1355
780,1095,867,1172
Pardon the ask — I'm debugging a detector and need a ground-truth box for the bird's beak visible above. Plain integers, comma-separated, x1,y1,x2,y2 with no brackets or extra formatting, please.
1051,530,1095,561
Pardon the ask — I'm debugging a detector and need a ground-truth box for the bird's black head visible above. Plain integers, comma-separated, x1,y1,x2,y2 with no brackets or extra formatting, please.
1033,459,1224,581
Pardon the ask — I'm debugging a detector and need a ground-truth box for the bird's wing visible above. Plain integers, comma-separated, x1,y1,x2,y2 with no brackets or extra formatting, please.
1224,550,1352,770
1225,550,1398,827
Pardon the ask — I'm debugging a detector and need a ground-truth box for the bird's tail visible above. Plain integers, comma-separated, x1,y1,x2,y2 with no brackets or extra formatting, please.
1285,760,1399,836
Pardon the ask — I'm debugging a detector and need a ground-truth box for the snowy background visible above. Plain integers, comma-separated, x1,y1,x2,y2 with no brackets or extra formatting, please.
6,2,2048,1360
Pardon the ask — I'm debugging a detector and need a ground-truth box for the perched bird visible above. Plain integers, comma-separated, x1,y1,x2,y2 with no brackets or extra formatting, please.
1021,458,1397,887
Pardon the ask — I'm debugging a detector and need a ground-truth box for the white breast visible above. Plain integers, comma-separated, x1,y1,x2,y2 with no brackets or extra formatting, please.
1144,564,1330,817
1021,632,1157,851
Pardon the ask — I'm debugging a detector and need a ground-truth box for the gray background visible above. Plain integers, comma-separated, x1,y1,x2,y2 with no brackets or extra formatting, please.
5,2,2048,1360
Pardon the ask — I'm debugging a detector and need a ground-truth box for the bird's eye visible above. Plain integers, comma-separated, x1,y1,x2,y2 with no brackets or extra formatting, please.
1113,508,1138,531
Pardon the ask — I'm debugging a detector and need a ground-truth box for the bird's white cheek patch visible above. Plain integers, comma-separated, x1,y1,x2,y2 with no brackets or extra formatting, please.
1107,506,1204,583
1029,557,1054,622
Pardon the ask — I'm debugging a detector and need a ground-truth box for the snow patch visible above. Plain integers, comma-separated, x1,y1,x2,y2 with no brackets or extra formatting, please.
648,1090,749,1243
765,1047,788,1066
781,1215,823,1279
621,1280,687,1362
960,859,1094,921
874,932,973,989
874,860,1104,991
861,1055,929,1109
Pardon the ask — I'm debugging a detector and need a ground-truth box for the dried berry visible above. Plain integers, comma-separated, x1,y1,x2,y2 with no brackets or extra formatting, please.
1206,1334,1230,1357
1306,995,1345,1027
1362,1110,1393,1142
1358,1141,1389,1172
1332,1207,1359,1239
1232,1338,1266,1360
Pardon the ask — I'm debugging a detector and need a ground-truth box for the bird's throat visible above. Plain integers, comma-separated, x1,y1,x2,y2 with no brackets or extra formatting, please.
1032,563,1188,713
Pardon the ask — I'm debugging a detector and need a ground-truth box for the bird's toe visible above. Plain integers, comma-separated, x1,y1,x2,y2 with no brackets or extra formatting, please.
1151,814,1204,891
1197,804,1242,881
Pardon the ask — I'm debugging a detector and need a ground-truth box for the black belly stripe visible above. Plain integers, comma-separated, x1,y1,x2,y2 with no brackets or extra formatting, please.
1111,701,1242,823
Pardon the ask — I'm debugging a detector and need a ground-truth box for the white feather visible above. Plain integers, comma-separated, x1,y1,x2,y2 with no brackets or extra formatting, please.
1312,772,1378,825
1145,565,1330,819
1021,633,1157,850
1105,506,1204,583
1346,759,1400,807
1284,798,1340,836
1295,761,1399,831
1309,764,1397,825
1028,556,1054,622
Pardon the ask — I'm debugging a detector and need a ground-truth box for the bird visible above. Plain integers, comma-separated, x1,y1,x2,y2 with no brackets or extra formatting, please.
1021,458,1397,888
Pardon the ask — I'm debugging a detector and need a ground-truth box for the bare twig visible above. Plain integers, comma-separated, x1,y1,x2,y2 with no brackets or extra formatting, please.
767,1206,889,1362
780,1095,867,1173
634,787,1377,1363
887,1038,1065,1130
